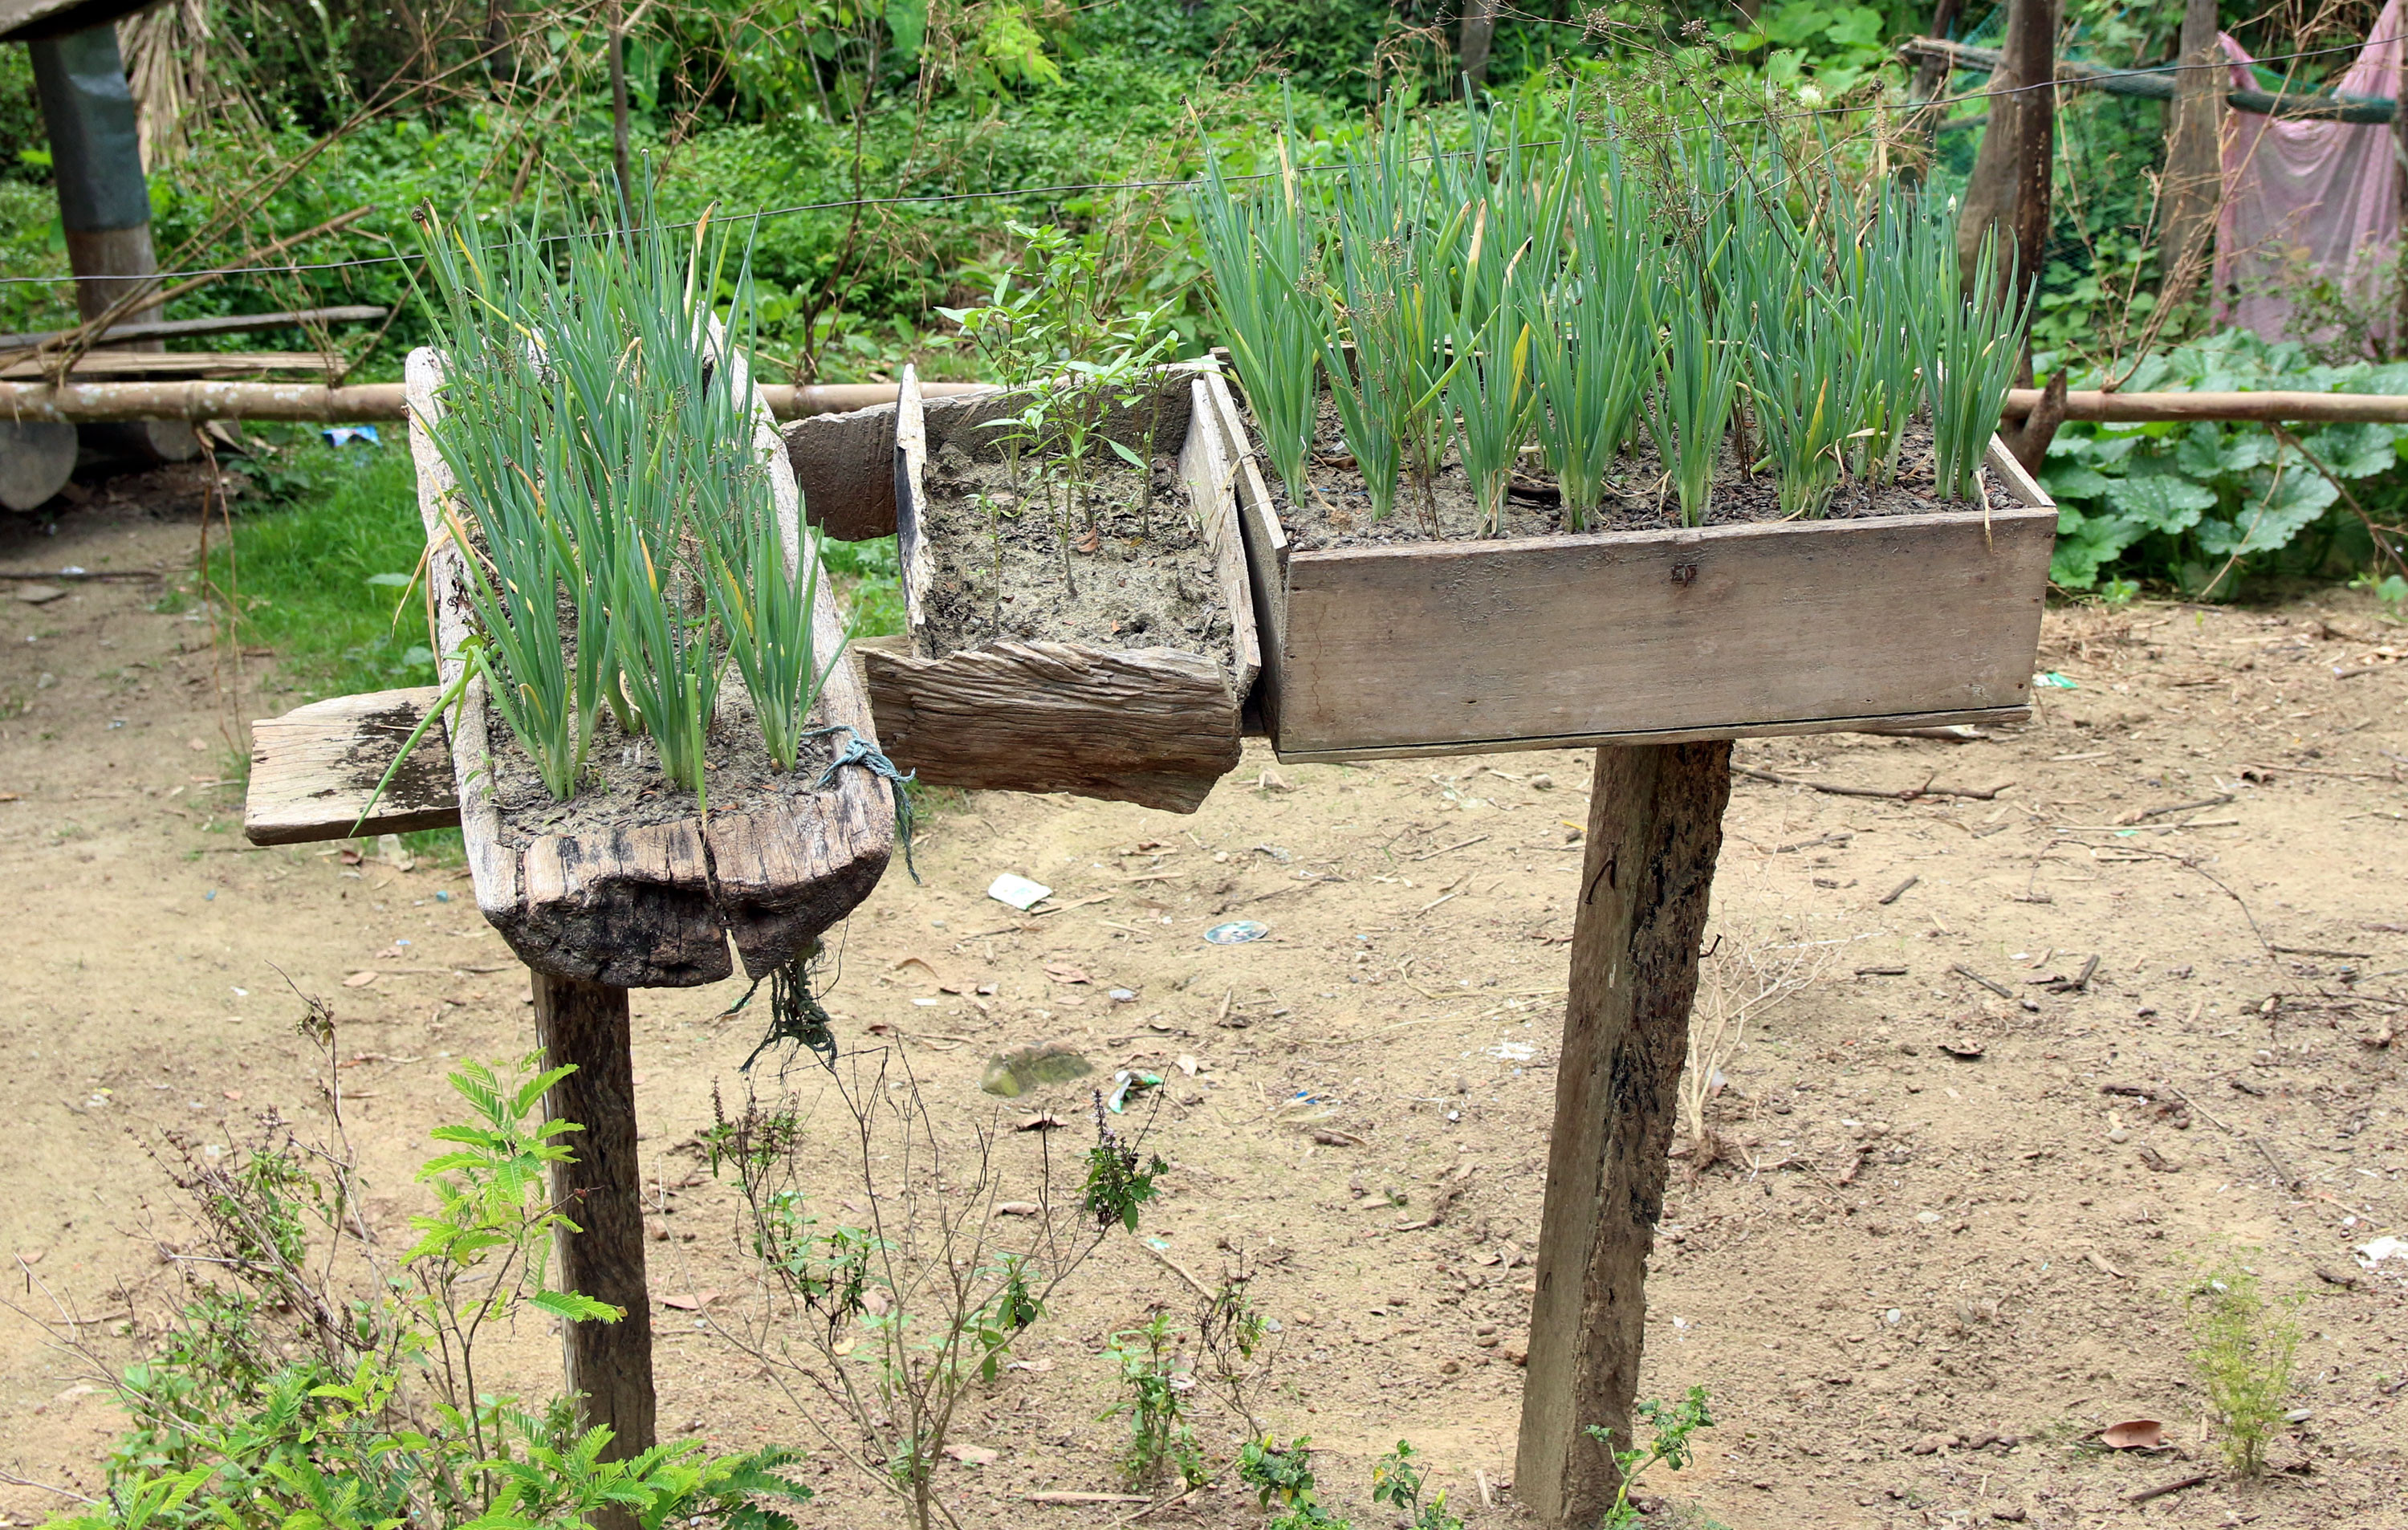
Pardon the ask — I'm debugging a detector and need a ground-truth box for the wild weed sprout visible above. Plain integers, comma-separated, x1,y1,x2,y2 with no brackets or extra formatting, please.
1192,102,2032,534
2184,1257,2302,1477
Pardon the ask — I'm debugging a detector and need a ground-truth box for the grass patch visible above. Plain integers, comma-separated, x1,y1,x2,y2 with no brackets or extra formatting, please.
215,437,437,704
213,435,455,858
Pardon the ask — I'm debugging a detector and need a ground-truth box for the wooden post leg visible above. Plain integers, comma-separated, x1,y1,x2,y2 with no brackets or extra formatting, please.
1515,743,1732,1527
531,970,658,1469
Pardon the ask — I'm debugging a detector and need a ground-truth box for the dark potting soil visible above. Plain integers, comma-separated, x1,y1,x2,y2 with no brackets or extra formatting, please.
477,678,847,847
438,521,854,847
1266,399,2025,551
913,438,1237,668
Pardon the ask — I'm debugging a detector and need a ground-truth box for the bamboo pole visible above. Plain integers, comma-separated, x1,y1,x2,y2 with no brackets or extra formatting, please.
0,378,994,423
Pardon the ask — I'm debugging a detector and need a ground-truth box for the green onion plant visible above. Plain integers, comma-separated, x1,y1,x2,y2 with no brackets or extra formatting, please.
417,191,846,808
1196,129,1322,504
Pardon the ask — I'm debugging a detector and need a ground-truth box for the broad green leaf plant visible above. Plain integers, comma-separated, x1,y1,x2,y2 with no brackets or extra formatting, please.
2040,328,2408,600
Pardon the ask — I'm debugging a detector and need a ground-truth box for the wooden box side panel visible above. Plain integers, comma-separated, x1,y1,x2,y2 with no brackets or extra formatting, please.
782,398,899,541
1198,370,1289,733
862,641,1239,813
919,368,1198,466
1173,372,1262,700
1273,505,2058,757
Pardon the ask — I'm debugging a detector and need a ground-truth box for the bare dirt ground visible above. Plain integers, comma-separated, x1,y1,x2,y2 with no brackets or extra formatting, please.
2,490,2404,1530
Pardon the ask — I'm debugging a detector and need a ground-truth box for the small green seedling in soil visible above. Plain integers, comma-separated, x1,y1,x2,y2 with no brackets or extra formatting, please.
1101,1311,1206,1491
1372,1440,1462,1530
2183,1257,2302,1477
1585,1384,1715,1528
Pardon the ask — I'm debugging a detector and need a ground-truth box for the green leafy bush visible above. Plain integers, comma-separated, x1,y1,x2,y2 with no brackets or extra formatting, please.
46,1008,810,1530
2041,330,2408,598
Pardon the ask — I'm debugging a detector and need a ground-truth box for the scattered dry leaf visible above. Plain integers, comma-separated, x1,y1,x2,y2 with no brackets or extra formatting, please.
342,970,379,988
943,1444,999,1467
659,1290,722,1312
2099,1419,2164,1451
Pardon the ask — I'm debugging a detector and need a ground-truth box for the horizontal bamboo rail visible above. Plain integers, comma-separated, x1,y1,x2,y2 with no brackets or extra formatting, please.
2000,388,2408,424
6,379,2404,429
0,378,994,423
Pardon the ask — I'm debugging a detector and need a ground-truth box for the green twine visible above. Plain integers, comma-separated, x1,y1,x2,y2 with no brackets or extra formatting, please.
803,723,919,884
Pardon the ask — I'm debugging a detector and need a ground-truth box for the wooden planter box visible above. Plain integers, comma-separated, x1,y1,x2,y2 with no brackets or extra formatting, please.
404,347,893,988
1197,374,2057,762
811,365,1260,814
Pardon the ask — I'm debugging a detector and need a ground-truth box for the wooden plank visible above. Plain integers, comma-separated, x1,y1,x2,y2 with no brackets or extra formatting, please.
531,971,657,1471
863,641,1240,813
1517,742,1732,1526
784,394,898,541
1271,503,2056,758
1175,370,1262,702
1269,706,2032,766
405,345,893,988
244,686,456,844
1200,369,1288,733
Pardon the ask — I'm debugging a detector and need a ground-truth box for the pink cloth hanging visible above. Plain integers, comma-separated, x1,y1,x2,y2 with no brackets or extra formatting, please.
2214,0,2403,347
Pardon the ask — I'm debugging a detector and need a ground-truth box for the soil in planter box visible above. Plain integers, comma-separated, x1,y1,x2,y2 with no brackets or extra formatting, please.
477,678,844,850
1263,398,2024,551
914,437,1236,668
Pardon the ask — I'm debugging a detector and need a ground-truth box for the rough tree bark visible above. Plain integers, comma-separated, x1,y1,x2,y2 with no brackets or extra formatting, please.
2004,0,2059,352
1458,0,1499,96
2158,0,2225,315
1514,743,1733,1526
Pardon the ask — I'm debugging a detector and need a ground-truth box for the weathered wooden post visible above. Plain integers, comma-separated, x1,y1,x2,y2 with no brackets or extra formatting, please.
532,974,657,1461
1515,744,1731,1524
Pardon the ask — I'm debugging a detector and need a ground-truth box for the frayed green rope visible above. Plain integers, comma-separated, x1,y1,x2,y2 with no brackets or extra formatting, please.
803,723,919,884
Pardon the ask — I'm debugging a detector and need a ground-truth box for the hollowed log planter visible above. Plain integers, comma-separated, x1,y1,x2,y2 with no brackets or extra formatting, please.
795,366,1260,814
1199,373,2056,763
404,347,893,987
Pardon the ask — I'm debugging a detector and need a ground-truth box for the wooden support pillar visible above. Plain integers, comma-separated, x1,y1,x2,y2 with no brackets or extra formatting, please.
531,970,657,1479
1515,743,1732,1526
2003,0,2058,361
2158,0,2225,313
25,21,196,466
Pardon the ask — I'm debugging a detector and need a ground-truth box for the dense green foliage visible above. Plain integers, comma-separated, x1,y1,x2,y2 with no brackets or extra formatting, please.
11,0,2406,604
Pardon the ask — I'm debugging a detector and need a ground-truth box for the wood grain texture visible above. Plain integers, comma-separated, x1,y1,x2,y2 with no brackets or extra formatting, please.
783,397,897,540
244,686,458,844
1173,372,1262,701
1517,743,1731,1527
864,641,1241,812
531,973,657,1468
1254,436,2055,759
1267,706,2034,765
405,345,893,989
1202,370,1289,734
870,364,1247,814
